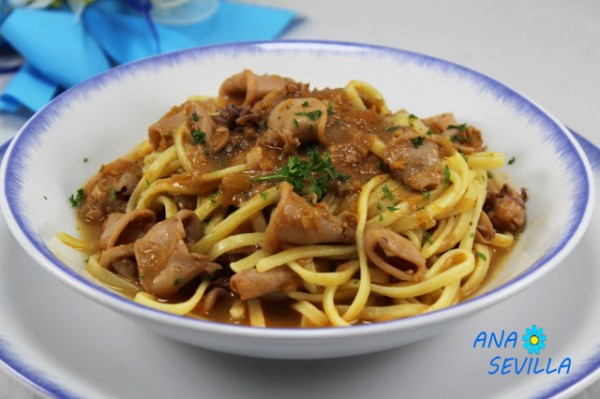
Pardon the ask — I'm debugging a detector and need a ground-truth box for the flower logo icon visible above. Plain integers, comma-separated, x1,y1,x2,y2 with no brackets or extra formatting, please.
522,325,547,354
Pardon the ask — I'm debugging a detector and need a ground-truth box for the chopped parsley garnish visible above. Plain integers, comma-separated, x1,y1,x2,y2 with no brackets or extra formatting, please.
208,191,221,204
191,129,206,145
173,276,182,286
387,206,399,212
69,188,84,207
508,156,516,165
448,123,468,131
443,165,451,184
409,114,418,120
423,230,432,243
376,202,383,210
382,184,396,202
190,112,200,122
327,102,334,116
377,160,386,171
411,136,425,148
384,125,400,132
422,191,430,200
475,251,488,261
292,118,299,128
253,149,348,200
83,157,88,163
450,134,466,144
295,109,323,121
260,191,269,200
426,129,433,136
301,100,309,107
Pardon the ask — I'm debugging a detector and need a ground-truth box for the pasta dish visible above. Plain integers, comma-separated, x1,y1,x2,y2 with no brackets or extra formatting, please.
59,70,527,328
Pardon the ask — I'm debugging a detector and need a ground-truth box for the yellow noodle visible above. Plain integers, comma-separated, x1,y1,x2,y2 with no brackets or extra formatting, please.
342,174,389,323
155,195,178,218
255,245,357,273
174,123,193,171
371,249,475,298
127,146,178,212
247,298,266,327
467,151,505,169
229,299,246,320
287,260,359,287
56,231,94,251
85,255,138,295
191,187,278,254
336,302,428,321
462,243,492,295
459,170,488,251
134,277,210,315
229,249,271,273
427,281,460,313
323,286,351,327
291,300,329,327
194,192,222,221
206,233,265,261
490,233,514,248
344,80,390,115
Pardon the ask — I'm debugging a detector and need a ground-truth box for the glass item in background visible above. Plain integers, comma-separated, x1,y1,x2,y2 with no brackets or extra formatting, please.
150,0,217,25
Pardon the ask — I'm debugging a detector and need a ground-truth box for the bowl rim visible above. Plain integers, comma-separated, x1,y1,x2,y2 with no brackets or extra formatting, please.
0,39,596,339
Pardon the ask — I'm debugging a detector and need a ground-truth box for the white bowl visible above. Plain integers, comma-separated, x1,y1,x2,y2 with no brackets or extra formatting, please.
0,41,595,359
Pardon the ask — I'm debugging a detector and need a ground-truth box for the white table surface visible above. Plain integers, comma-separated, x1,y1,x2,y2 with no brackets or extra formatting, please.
1,0,599,397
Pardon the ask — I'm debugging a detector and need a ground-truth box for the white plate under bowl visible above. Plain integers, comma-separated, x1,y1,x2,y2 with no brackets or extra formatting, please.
0,41,595,359
0,133,598,398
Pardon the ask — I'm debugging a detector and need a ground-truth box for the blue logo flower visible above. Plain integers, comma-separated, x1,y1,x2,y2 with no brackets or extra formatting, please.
522,325,547,354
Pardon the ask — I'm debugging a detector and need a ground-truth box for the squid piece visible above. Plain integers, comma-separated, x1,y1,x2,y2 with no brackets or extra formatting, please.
134,210,220,298
263,182,354,252
219,69,287,107
364,224,426,282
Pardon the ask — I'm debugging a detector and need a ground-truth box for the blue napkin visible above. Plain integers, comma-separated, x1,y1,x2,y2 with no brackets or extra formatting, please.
0,0,297,112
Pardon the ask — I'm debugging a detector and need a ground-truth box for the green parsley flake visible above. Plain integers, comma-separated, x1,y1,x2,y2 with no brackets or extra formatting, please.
327,102,334,116
191,130,206,145
173,276,182,286
292,118,300,128
387,206,399,212
384,125,400,132
508,156,516,165
382,184,396,202
253,149,348,201
69,188,84,207
444,165,451,184
295,109,323,121
475,251,488,261
190,112,200,122
411,136,425,148
208,191,221,204
422,191,430,200
301,100,309,107
423,230,432,243
448,123,468,131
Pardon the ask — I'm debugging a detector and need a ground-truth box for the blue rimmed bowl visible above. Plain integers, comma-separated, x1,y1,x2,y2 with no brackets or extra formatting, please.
0,40,594,359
